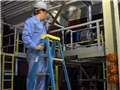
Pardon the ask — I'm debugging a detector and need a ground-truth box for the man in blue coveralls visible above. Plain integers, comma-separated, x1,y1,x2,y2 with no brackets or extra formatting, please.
22,1,48,90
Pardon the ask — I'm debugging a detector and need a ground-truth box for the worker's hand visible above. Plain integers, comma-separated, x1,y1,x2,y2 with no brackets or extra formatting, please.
35,44,44,50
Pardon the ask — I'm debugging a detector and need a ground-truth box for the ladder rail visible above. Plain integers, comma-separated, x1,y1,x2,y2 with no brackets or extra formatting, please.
46,38,56,90
2,53,5,90
11,54,15,90
58,41,72,90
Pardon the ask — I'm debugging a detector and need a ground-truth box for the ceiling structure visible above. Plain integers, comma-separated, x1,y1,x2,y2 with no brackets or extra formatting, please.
1,0,120,28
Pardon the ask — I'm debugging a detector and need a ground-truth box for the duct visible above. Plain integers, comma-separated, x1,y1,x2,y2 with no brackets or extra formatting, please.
48,0,79,11
82,1,96,43
82,1,92,28
87,5,92,28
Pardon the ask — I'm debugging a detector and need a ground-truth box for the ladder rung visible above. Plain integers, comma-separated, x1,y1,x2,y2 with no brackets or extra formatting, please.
4,79,12,81
4,70,12,72
52,58,63,62
3,88,11,90
37,72,50,76
4,61,12,63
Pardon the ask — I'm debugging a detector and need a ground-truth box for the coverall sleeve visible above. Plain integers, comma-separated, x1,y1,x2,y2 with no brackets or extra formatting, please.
22,20,36,49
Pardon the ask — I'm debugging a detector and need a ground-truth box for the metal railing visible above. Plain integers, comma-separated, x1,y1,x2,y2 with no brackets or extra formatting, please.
1,23,26,55
48,19,104,51
1,19,104,56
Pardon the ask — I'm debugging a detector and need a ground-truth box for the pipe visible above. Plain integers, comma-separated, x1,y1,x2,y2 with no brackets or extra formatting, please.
87,5,92,28
49,19,103,33
96,22,101,51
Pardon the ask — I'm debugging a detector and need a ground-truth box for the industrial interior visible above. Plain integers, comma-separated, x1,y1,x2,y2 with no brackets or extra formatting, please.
1,0,120,90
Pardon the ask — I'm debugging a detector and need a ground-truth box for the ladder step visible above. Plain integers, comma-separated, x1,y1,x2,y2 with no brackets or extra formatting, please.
3,88,11,90
37,72,50,76
4,70,12,72
4,61,12,63
4,79,12,81
52,58,63,62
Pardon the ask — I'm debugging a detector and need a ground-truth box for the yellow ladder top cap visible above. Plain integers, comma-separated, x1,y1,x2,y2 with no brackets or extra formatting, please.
41,34,60,41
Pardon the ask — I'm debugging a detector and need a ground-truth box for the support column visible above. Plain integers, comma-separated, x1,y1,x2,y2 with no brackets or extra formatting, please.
102,0,118,90
113,0,120,90
0,18,4,90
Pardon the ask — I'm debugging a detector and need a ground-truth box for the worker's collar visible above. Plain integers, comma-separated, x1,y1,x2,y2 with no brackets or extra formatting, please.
33,16,44,23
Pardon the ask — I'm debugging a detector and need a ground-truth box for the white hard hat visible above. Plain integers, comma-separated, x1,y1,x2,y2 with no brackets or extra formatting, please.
34,1,47,10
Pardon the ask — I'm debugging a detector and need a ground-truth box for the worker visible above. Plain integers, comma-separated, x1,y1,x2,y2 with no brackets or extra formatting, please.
22,1,48,90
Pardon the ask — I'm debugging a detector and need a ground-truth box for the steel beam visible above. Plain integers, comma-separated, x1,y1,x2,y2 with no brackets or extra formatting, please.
102,0,118,90
48,1,67,32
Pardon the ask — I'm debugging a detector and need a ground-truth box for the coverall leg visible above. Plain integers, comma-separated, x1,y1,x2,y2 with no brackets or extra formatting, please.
26,50,48,90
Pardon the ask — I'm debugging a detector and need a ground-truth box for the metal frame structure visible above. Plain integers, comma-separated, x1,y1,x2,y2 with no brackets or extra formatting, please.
1,18,106,90
1,0,120,90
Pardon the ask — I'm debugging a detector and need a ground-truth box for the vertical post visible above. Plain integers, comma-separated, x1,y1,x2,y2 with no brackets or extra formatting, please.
0,18,4,90
16,31,19,55
55,66,59,90
102,0,118,90
96,22,101,51
113,0,120,90
62,31,65,51
15,58,18,75
103,63,106,90
14,28,17,54
70,31,73,49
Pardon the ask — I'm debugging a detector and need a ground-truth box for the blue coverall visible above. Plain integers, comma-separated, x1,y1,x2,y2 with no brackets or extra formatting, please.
22,16,48,90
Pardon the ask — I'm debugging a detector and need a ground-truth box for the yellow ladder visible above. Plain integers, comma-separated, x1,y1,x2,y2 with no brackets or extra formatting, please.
1,52,15,90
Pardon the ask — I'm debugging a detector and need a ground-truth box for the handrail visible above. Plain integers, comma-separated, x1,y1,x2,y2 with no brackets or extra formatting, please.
49,19,103,33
